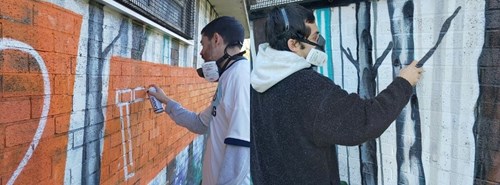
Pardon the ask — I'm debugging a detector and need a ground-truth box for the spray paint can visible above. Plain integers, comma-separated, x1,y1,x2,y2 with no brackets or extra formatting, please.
148,87,164,113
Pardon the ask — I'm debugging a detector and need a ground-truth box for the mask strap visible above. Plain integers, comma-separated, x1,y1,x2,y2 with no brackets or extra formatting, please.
297,38,322,48
219,50,246,75
229,51,246,61
280,8,290,31
220,51,246,69
216,42,240,66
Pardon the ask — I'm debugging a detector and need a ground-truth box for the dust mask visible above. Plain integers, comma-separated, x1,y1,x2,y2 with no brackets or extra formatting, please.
200,61,220,82
306,48,327,66
196,42,246,82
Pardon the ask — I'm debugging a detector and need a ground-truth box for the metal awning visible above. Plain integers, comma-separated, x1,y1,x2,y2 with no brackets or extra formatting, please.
209,0,251,38
247,0,363,20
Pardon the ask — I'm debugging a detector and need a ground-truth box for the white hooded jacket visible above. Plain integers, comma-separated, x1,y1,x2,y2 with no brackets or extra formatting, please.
250,43,312,93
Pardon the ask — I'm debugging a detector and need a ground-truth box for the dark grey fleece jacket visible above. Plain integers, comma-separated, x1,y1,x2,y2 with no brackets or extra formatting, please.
250,68,413,185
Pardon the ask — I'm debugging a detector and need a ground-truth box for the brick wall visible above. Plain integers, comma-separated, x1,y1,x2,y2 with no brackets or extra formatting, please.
0,0,215,184
100,57,215,184
0,0,81,184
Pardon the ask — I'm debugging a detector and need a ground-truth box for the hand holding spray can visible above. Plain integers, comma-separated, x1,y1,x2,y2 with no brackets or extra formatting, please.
148,87,164,113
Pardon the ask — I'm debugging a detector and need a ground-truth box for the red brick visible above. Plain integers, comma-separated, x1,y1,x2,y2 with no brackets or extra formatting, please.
131,131,143,147
112,76,131,90
0,97,30,124
0,1,34,24
143,138,153,150
129,113,139,126
33,2,58,30
0,126,4,150
48,95,73,116
109,157,123,175
138,151,148,167
126,175,140,185
58,14,78,36
29,27,55,52
132,63,146,76
1,21,30,43
136,110,149,125
1,50,30,73
13,153,52,184
102,145,122,166
110,132,123,148
29,96,44,119
54,113,70,134
148,144,158,160
105,105,116,122
35,135,67,161
54,33,78,55
53,75,70,95
48,151,66,185
99,165,111,183
42,52,72,75
31,94,72,118
129,97,145,113
2,74,45,97
107,80,116,94
149,66,162,77
153,76,166,86
109,58,122,76
70,57,78,75
142,120,154,132
111,105,122,120
160,66,169,76
121,62,133,76
0,146,26,174
154,114,168,126
5,117,54,147
149,128,159,140
105,118,122,136
130,76,145,88
26,54,43,74
101,172,121,185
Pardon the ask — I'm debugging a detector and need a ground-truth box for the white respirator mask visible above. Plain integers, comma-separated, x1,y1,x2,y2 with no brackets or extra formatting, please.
279,8,327,67
197,43,246,82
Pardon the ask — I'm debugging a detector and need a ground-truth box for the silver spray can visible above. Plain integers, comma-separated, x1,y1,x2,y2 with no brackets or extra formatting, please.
148,87,164,113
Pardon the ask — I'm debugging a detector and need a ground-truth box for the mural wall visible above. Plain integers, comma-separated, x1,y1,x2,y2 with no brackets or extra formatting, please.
311,0,498,184
474,0,500,184
0,0,216,184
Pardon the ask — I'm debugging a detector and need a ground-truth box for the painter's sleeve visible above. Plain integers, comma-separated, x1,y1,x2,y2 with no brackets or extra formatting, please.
164,99,211,134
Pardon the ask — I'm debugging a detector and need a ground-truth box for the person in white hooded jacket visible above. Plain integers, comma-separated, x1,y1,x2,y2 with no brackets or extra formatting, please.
149,16,250,185
250,4,423,185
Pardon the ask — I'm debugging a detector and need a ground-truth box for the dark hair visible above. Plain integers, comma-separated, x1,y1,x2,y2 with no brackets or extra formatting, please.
265,3,315,51
201,16,244,48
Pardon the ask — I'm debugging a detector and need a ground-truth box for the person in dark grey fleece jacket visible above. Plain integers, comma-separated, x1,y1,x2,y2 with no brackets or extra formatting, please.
250,4,423,185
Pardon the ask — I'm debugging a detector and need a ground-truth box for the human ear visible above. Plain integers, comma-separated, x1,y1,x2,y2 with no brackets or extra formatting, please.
287,39,300,52
213,33,222,45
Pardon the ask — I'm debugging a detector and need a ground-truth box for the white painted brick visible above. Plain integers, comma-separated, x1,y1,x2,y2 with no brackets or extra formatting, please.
69,110,85,131
73,129,85,148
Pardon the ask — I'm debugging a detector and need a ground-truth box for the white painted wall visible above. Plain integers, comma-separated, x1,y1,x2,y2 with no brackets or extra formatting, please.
330,0,483,184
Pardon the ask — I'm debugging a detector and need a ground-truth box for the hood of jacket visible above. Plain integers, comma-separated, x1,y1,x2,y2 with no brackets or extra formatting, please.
250,43,311,93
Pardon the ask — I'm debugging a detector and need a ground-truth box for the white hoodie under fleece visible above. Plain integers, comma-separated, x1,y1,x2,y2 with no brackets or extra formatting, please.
251,43,312,93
